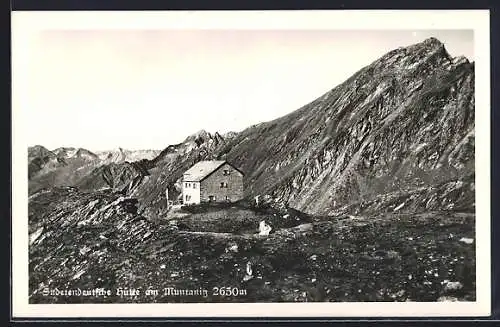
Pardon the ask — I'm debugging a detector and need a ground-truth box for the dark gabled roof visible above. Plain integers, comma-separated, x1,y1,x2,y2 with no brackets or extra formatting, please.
183,160,244,182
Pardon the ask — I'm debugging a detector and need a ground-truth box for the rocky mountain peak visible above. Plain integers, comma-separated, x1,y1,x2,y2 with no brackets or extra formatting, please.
223,131,238,139
351,37,468,96
413,37,449,56
184,129,225,147
421,36,444,47
453,55,470,66
193,129,210,138
28,145,54,159
402,37,445,54
74,148,98,158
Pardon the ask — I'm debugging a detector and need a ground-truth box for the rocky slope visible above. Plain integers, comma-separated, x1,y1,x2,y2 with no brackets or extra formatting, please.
218,37,474,215
29,187,475,303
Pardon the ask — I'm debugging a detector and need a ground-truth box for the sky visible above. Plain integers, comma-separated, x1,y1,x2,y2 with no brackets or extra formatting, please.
21,29,473,151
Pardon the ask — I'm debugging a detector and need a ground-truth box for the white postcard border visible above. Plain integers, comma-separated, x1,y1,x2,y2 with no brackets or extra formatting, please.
11,9,491,318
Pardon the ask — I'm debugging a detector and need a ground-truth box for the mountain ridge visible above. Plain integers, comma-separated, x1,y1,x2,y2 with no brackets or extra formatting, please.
28,37,475,217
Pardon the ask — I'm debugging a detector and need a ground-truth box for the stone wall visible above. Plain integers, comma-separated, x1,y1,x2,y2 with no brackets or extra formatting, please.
200,163,244,202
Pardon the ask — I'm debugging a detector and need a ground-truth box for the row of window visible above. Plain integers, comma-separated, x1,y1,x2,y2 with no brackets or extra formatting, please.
209,195,231,201
184,182,197,189
184,195,231,202
184,182,230,188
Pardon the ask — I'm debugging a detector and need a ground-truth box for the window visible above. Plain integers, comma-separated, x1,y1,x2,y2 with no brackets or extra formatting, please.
185,195,191,202
220,182,224,188
185,182,189,188
193,183,197,189
220,182,228,188
225,196,230,201
223,170,230,176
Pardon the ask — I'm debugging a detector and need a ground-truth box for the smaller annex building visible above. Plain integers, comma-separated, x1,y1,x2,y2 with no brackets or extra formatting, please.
182,160,244,205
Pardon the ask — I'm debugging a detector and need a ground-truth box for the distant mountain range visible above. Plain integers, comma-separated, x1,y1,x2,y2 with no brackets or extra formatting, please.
96,148,161,163
28,37,475,217
28,146,160,194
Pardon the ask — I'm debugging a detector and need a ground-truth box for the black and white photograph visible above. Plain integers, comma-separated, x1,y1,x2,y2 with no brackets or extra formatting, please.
11,10,491,318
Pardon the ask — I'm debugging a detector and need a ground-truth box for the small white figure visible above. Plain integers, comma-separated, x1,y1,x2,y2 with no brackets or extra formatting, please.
246,262,253,276
259,221,272,236
243,261,253,281
459,237,474,244
228,243,239,253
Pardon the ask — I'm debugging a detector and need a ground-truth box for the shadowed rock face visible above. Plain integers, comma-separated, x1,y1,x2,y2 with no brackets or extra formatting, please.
219,37,474,215
28,145,61,179
28,146,103,194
